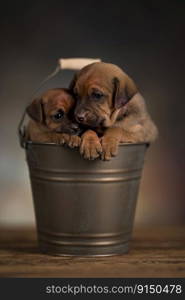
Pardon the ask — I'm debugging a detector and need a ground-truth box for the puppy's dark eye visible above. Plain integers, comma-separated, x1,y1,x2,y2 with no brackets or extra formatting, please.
53,109,64,121
91,91,103,99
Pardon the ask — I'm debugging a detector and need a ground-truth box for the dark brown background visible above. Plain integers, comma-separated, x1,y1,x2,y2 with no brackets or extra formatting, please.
0,0,185,226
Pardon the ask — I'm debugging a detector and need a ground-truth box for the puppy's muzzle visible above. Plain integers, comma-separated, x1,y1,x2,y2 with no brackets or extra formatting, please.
56,122,81,135
67,122,81,135
70,122,78,131
75,109,104,128
75,111,87,123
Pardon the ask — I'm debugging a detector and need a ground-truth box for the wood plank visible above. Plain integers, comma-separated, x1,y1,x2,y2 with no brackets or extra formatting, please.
0,226,184,277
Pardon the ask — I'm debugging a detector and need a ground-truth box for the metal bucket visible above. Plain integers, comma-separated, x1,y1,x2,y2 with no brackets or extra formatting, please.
25,141,147,256
18,58,148,256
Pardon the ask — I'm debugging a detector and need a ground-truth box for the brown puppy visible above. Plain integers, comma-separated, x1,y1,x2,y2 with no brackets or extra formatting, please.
26,88,81,147
69,62,158,160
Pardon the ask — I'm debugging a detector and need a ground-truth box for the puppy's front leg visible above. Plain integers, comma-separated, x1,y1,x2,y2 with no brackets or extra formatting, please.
101,127,123,161
67,135,81,148
44,132,71,144
80,130,102,160
51,133,81,148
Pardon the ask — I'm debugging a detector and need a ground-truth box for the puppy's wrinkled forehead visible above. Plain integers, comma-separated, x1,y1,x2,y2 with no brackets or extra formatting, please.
42,89,74,112
76,69,114,94
75,62,126,94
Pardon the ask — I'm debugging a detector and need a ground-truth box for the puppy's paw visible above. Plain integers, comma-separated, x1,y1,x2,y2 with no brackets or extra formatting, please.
101,136,119,161
120,135,138,144
68,135,81,148
80,136,102,160
59,133,70,145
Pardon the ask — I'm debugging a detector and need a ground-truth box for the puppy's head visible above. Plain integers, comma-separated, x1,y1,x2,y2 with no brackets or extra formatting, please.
26,88,80,135
69,62,138,128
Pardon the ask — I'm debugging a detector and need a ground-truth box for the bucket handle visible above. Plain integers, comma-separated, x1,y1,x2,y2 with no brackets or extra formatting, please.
18,57,101,148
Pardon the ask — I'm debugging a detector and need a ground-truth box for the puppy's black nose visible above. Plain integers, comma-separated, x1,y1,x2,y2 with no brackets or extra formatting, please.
76,112,86,123
78,116,84,122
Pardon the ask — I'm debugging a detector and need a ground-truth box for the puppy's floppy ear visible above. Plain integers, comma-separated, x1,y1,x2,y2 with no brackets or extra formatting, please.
112,76,138,109
26,98,44,123
68,72,78,92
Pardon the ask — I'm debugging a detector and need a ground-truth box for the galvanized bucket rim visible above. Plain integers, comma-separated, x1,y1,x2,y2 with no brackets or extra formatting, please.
25,140,148,148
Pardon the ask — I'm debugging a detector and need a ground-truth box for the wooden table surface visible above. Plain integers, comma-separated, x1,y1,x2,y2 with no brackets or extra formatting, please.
0,226,185,278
